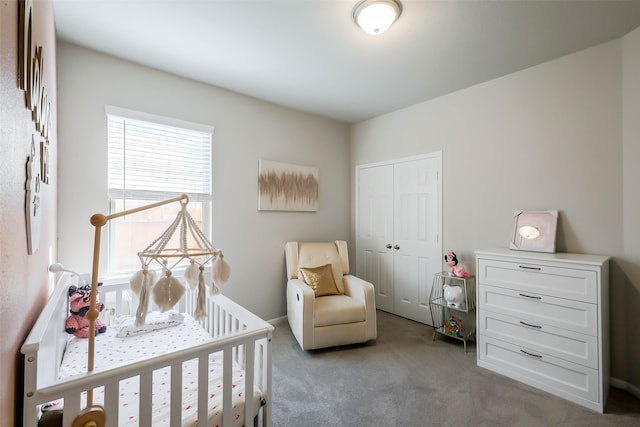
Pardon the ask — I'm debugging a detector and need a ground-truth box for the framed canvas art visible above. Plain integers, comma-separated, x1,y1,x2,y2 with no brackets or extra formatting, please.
258,160,318,212
509,210,558,253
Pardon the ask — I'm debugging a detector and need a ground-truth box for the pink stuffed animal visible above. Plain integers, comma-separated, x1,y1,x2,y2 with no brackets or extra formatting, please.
444,249,470,278
65,284,107,338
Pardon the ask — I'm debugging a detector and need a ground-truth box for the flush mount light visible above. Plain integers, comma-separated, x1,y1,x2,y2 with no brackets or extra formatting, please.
353,0,402,35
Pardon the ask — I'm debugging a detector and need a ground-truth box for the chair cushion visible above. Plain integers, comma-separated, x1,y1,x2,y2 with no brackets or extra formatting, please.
300,264,341,297
314,295,366,327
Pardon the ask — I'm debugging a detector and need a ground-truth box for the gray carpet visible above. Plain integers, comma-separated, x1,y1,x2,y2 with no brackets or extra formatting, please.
270,310,640,427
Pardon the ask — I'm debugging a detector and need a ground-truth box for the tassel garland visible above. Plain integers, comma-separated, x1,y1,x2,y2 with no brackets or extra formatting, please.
130,269,157,326
194,265,207,320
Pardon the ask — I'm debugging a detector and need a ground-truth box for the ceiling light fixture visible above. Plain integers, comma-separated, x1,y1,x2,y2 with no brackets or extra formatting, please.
353,0,402,35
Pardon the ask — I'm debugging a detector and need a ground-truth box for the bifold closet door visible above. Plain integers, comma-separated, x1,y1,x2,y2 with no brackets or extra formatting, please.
392,157,440,325
356,164,394,313
357,154,441,325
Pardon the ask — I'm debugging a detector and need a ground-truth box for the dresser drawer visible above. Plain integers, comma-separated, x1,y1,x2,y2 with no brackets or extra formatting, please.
478,259,597,303
479,310,598,368
478,284,597,336
478,335,599,403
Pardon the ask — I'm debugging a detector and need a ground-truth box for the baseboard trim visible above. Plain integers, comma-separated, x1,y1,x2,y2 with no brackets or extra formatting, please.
268,315,287,325
611,377,640,399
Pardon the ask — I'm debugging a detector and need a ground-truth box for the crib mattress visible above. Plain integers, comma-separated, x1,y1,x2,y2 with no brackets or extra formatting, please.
54,313,262,426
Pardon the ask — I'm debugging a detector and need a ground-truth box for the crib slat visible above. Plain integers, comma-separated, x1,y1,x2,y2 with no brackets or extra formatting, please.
211,301,218,336
103,382,118,427
222,347,232,426
210,302,216,335
139,371,153,427
260,336,273,427
170,361,183,426
62,393,80,427
197,353,208,425
244,340,256,426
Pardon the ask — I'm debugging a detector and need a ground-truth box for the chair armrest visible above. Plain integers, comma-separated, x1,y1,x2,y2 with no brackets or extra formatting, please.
343,275,377,340
286,279,316,349
342,275,374,303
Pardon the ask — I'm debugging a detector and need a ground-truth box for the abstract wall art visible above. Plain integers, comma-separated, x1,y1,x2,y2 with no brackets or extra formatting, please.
258,160,318,212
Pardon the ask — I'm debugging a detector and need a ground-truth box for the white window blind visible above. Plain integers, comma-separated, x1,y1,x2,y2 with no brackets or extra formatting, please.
107,107,213,202
105,106,214,274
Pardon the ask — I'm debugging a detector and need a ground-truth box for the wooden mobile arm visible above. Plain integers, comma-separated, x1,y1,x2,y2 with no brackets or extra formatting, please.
75,194,189,427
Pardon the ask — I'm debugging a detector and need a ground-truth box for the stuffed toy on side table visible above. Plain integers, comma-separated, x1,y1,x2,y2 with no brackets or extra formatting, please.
444,249,471,278
65,284,107,338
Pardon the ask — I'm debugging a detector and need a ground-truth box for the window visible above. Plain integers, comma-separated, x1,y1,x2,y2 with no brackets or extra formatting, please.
106,106,213,274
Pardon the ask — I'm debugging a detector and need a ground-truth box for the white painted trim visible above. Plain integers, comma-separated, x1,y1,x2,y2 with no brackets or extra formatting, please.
355,151,442,170
105,104,215,134
268,316,288,325
611,377,640,399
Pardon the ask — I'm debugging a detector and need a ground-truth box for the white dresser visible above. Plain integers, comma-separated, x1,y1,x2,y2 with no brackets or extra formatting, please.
475,248,609,412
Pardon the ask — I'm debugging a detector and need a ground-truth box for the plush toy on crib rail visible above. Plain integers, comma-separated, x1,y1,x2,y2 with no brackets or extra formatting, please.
444,249,470,278
65,284,107,338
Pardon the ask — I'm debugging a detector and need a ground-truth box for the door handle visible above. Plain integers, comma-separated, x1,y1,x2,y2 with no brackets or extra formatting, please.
386,244,392,249
394,245,400,250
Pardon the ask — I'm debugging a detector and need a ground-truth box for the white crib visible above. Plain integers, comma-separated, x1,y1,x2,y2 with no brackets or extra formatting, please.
21,276,273,427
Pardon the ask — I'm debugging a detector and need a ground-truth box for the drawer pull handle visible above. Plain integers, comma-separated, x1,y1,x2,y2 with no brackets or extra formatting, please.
519,321,542,329
519,265,541,271
520,349,543,358
519,293,542,300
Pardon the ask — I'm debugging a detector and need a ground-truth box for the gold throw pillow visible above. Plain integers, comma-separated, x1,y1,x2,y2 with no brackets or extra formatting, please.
299,264,341,297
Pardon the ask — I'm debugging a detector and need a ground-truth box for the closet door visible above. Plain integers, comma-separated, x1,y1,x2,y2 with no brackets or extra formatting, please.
356,164,394,313
356,153,441,324
392,157,440,325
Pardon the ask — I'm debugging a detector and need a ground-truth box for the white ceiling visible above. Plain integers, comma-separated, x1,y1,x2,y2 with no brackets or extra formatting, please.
53,0,640,124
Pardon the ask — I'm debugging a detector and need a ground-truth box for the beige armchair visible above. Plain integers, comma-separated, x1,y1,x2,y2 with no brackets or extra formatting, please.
285,240,377,350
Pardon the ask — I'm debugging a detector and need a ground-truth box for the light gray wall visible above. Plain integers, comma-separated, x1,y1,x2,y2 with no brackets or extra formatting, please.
350,37,639,392
622,26,640,393
56,41,351,321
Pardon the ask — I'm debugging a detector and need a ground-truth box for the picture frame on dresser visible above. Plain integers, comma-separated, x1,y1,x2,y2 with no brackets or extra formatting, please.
509,209,558,253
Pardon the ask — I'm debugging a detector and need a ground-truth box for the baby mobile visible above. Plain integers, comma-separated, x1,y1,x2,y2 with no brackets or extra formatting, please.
129,195,231,326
